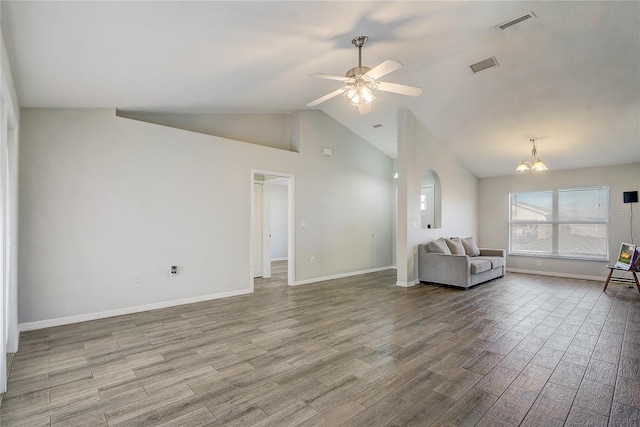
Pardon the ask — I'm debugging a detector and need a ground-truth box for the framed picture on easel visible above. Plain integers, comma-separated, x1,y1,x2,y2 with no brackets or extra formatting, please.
615,242,638,270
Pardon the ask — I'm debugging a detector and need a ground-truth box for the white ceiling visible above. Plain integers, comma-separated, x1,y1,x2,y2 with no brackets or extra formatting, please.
1,1,639,178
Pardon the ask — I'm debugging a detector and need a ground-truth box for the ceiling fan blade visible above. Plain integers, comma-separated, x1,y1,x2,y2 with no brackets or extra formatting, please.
306,88,345,107
309,73,350,82
365,59,403,80
358,103,372,115
376,81,423,97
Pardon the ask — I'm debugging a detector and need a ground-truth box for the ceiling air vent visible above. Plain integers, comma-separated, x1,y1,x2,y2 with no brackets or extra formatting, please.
496,11,536,30
470,56,499,74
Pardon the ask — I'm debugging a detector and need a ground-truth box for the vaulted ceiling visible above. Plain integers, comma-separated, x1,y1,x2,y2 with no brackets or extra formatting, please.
1,1,639,177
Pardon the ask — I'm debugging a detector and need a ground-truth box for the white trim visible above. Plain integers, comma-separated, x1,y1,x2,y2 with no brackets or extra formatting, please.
293,266,394,286
506,268,606,282
18,288,252,332
271,257,288,262
396,280,419,287
287,177,295,286
261,182,271,278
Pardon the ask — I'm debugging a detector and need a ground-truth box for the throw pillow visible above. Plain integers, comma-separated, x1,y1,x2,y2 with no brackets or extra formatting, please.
427,238,452,254
445,238,466,255
461,237,480,257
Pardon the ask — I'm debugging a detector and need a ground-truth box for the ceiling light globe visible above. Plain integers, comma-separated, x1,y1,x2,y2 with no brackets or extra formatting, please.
344,87,360,106
531,159,548,172
516,162,530,172
362,87,374,103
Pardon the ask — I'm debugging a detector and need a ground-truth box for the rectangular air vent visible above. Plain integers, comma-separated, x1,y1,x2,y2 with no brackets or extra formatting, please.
470,56,499,74
497,11,536,30
373,124,383,128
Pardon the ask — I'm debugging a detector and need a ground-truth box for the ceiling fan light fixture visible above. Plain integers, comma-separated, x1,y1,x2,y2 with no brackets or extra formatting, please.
307,35,422,113
343,76,376,106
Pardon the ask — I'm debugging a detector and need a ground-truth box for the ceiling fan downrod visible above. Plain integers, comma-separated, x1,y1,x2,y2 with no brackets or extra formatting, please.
352,36,368,68
347,36,371,78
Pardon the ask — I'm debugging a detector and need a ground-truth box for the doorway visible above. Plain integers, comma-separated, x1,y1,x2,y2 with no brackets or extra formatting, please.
251,170,294,290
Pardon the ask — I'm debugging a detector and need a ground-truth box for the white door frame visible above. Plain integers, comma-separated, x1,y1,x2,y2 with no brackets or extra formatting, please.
261,176,290,279
251,182,264,279
261,182,271,279
250,169,295,289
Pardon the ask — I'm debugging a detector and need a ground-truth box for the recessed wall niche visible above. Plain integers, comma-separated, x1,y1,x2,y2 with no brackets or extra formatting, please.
421,169,442,229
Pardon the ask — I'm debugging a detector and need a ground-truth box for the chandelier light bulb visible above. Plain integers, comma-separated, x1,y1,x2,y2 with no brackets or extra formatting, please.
531,159,548,172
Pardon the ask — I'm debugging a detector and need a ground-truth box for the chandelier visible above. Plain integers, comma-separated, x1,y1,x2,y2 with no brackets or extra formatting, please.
516,138,548,172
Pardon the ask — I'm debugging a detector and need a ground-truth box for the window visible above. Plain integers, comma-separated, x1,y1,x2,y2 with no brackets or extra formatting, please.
509,186,609,260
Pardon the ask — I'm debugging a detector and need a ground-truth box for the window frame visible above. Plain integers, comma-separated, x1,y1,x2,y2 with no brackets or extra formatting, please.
508,186,610,261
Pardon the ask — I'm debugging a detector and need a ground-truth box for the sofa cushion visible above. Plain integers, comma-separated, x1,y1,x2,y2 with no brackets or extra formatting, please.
461,237,480,257
475,256,505,269
445,238,466,255
470,259,492,274
427,238,452,254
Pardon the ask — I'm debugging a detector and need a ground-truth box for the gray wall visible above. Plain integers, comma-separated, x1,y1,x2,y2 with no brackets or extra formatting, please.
117,111,292,151
18,109,394,325
478,163,640,279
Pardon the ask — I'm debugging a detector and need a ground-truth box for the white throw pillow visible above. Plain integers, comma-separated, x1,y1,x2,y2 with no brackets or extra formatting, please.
461,237,480,257
427,238,452,254
446,238,466,255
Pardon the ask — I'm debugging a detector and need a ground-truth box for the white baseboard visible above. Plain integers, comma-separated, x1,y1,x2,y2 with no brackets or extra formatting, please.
293,266,395,286
396,280,419,287
18,288,253,332
270,257,288,262
506,268,607,282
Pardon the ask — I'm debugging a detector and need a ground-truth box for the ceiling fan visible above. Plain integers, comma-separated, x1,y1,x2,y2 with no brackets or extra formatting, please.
307,36,423,115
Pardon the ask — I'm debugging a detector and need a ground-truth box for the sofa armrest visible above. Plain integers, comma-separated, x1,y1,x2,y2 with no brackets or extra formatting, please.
418,252,471,286
479,248,505,258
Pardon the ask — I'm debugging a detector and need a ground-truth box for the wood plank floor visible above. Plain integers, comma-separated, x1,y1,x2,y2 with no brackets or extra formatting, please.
2,268,640,426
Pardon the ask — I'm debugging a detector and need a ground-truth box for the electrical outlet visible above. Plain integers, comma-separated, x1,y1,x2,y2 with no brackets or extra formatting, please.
170,265,177,278
311,257,315,264
536,260,542,267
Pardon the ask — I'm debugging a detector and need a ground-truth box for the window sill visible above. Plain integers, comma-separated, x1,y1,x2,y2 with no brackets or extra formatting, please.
508,253,609,262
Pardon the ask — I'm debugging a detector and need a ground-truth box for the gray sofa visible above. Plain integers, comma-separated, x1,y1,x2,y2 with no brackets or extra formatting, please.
418,242,505,289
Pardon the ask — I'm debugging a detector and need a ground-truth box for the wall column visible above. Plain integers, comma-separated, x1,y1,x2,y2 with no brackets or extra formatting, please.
396,109,417,286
